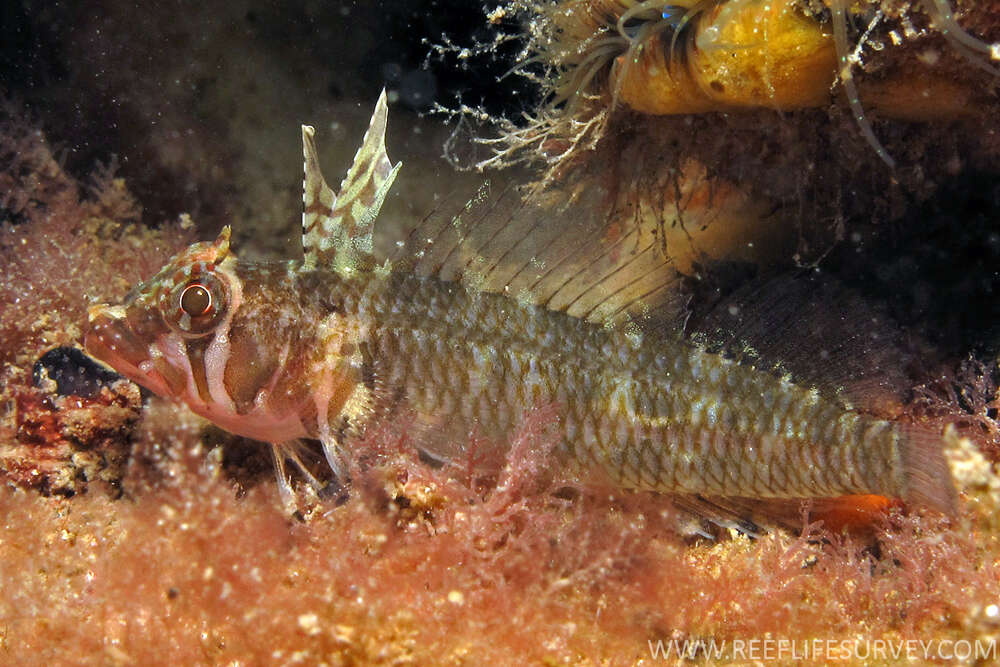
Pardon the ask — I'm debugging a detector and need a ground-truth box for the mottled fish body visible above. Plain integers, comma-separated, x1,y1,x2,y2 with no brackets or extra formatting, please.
85,91,955,521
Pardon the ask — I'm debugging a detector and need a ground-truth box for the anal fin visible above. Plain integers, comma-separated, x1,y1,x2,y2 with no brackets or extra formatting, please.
674,493,902,537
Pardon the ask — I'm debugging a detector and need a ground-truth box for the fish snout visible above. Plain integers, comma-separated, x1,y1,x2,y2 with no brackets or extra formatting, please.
84,304,149,373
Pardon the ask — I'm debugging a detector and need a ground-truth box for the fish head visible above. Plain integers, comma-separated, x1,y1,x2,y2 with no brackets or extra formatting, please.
85,226,238,399
85,224,332,444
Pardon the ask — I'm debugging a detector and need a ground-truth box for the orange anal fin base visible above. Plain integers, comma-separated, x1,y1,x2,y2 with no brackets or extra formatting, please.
673,494,904,537
810,495,901,533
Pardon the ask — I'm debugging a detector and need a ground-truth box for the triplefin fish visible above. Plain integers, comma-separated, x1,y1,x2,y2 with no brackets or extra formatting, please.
84,90,957,525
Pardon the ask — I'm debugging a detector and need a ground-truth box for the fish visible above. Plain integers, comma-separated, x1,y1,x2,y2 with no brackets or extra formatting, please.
84,90,957,526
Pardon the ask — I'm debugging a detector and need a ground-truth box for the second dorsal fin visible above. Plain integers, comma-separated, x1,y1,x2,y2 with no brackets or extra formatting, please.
385,180,691,330
301,89,402,276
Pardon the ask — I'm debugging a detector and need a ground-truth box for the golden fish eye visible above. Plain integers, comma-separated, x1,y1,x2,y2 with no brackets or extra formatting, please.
180,283,213,317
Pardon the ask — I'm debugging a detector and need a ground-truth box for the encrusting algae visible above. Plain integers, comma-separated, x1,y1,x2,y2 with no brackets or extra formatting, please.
85,91,957,530
0,107,193,496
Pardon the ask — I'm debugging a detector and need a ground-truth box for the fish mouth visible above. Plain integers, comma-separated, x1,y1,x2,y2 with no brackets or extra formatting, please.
85,304,177,397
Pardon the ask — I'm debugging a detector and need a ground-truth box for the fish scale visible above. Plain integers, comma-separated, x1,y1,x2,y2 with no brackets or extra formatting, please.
85,90,956,524
336,269,903,501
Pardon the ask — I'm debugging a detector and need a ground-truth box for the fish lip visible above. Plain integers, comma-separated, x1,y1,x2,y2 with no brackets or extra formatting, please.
85,309,132,366
87,303,108,324
84,306,155,387
85,306,185,399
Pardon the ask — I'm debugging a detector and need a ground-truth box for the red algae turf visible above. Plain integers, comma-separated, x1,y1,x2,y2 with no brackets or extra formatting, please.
0,405,999,665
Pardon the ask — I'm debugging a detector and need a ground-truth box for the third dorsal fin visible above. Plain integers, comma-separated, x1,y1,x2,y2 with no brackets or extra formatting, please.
301,89,402,276
686,271,914,413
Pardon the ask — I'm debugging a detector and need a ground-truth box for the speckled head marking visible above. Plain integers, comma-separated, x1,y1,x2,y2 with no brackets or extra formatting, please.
84,225,323,450
87,227,238,398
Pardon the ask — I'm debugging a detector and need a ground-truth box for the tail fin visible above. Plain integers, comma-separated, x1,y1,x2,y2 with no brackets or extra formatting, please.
899,423,958,515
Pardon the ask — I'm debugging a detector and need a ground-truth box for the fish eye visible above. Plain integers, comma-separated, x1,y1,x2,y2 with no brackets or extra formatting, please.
162,269,230,335
180,283,212,317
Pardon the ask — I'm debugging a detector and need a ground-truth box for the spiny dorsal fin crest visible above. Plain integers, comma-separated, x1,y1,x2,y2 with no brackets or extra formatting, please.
301,89,402,276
